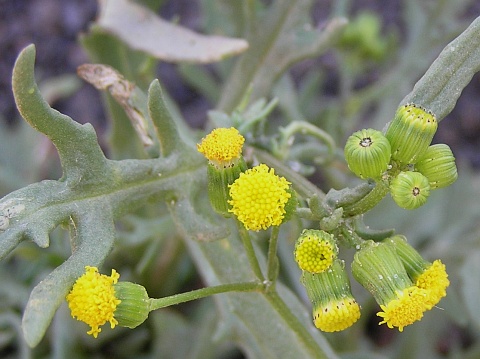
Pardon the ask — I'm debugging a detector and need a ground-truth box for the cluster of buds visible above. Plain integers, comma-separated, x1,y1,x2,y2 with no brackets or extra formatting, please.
344,104,458,210
197,127,296,231
351,237,449,331
293,230,449,333
66,111,453,339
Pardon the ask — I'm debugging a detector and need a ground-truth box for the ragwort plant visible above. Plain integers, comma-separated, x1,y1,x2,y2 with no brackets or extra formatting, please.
2,1,480,358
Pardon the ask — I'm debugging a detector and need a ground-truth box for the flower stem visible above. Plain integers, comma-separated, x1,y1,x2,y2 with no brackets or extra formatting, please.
278,121,336,162
267,226,280,283
342,180,389,217
295,207,316,220
148,282,263,311
265,290,327,359
237,221,266,281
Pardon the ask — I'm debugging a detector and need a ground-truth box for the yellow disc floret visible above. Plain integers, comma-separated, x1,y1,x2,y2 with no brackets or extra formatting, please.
197,127,245,167
415,259,449,309
294,229,337,273
314,298,361,332
383,235,450,310
66,266,121,338
376,286,428,332
228,164,291,231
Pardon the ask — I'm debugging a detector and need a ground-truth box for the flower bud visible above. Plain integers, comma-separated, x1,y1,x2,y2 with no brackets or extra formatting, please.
386,104,437,164
384,235,449,309
415,144,458,189
294,229,338,273
301,260,361,332
351,241,428,331
197,127,245,168
197,127,247,217
114,282,151,329
390,171,430,209
344,128,391,179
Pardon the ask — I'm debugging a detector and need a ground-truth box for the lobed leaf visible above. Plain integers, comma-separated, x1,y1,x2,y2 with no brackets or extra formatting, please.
22,202,116,347
6,44,228,347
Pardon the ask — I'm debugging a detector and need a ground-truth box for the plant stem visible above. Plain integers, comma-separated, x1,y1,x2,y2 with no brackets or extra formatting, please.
267,226,280,283
342,180,389,217
278,121,336,162
237,221,265,281
148,282,263,311
265,290,326,359
295,207,316,220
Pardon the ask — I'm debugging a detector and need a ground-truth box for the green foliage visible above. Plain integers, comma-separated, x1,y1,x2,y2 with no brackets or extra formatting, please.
2,1,480,359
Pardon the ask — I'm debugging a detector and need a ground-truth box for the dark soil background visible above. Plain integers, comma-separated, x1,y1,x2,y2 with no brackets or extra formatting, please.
1,0,480,168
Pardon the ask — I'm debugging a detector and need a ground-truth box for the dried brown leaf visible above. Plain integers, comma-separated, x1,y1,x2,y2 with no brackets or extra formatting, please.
78,64,154,148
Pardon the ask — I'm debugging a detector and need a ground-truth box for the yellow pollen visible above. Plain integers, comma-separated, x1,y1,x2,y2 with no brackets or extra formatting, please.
416,260,449,309
228,164,291,231
197,127,245,165
66,266,121,338
313,298,361,332
376,286,428,332
295,235,336,273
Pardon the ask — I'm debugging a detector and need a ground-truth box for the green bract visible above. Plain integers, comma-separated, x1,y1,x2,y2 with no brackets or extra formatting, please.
415,144,458,189
113,282,151,329
344,128,391,179
390,171,431,209
301,260,361,332
386,104,437,165
207,158,247,217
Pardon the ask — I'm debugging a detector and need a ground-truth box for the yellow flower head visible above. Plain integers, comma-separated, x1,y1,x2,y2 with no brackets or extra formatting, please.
314,298,361,332
228,164,292,231
377,286,428,332
294,229,337,273
302,261,361,332
352,240,433,331
415,259,449,309
197,127,245,167
383,236,450,310
66,266,121,338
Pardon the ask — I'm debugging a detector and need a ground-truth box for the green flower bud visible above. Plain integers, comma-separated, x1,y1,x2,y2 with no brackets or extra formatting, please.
351,240,428,332
301,260,361,332
386,104,437,164
390,171,430,209
415,144,458,189
384,235,449,310
344,128,391,179
114,282,151,329
197,127,247,217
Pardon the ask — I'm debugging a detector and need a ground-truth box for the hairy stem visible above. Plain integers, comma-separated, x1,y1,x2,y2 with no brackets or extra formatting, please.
237,221,265,281
342,180,389,217
149,282,263,310
267,226,280,283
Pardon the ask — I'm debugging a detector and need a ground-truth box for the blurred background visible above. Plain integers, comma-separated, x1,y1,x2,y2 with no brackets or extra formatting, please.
1,1,480,358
